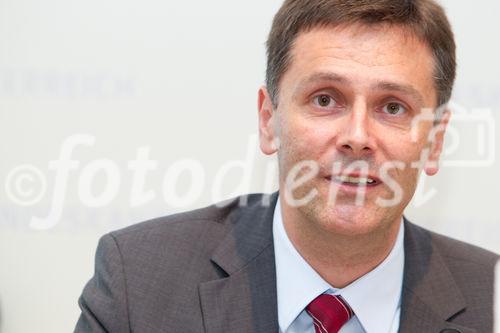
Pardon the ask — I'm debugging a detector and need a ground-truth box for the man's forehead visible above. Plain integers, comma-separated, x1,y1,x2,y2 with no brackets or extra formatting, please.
290,23,430,62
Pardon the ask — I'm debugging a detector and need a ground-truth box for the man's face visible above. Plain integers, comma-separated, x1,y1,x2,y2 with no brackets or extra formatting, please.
258,24,449,235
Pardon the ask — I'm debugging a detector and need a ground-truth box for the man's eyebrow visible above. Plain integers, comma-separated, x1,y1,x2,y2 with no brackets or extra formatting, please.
296,72,349,89
373,81,424,105
292,72,349,97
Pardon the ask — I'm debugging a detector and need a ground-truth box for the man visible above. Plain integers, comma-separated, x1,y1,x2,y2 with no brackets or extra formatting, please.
75,0,498,332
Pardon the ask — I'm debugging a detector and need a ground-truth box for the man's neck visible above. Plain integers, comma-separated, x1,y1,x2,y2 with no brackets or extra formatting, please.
280,202,402,289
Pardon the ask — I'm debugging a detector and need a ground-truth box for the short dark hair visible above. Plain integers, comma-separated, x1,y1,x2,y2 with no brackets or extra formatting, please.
266,0,456,107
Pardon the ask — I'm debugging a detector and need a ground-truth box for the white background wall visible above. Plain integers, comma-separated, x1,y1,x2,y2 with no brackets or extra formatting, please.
0,1,499,332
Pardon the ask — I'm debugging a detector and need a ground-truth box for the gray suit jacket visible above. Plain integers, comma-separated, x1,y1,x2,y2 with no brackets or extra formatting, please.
75,193,499,333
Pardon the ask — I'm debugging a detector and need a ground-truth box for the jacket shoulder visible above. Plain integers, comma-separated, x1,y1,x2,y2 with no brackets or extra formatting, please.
86,193,272,331
403,221,498,331
109,193,270,246
425,226,499,268
406,221,498,267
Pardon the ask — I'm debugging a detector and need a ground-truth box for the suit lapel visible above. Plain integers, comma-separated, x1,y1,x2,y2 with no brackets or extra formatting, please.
198,193,279,333
399,219,475,333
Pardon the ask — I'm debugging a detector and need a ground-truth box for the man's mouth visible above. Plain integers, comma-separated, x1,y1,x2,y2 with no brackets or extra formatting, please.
326,174,381,186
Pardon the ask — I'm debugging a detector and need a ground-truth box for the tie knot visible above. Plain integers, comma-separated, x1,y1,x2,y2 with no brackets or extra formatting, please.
306,294,354,333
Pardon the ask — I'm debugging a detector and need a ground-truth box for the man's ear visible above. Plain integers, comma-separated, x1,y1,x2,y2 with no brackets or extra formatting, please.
424,109,451,176
258,86,279,155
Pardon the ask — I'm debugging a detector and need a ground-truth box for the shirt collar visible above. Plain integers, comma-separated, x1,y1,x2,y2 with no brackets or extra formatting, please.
273,197,405,333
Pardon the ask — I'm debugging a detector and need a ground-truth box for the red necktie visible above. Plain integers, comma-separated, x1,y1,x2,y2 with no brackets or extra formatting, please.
306,294,354,333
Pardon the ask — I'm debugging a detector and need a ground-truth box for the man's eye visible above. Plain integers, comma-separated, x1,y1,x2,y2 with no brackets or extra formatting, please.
383,102,407,115
313,95,336,108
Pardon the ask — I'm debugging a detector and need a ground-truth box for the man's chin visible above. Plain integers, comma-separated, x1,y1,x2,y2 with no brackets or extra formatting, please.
306,203,393,236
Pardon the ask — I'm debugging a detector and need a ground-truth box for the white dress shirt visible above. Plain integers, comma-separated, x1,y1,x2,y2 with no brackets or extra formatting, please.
273,198,405,333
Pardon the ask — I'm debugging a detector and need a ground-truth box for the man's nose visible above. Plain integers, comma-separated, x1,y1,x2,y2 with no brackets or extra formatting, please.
336,103,376,156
